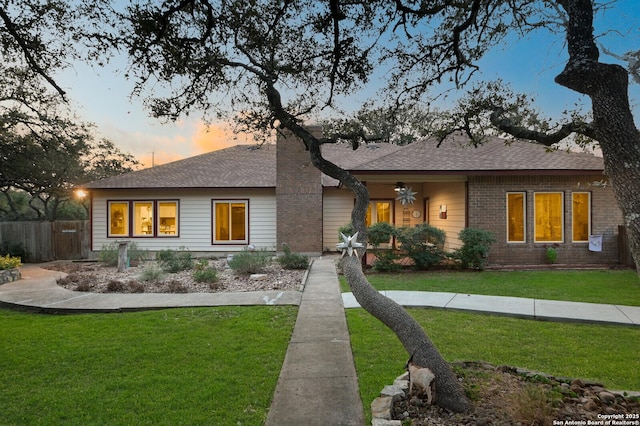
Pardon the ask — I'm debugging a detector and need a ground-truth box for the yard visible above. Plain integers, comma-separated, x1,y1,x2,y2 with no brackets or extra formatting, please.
340,269,640,306
1,269,638,424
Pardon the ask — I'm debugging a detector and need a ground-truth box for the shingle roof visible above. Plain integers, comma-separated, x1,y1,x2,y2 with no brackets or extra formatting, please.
350,136,605,173
82,144,277,189
82,135,604,190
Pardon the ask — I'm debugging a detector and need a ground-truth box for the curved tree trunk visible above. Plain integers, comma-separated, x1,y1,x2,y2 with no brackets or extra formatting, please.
269,109,471,412
342,255,472,413
555,0,640,271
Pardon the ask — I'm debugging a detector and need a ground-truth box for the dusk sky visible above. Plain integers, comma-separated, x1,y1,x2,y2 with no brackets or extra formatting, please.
55,2,639,168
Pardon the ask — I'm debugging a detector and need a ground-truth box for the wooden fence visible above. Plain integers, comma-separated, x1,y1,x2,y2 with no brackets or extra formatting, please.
0,221,90,262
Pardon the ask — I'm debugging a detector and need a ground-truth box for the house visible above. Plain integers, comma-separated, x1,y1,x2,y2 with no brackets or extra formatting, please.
80,126,625,266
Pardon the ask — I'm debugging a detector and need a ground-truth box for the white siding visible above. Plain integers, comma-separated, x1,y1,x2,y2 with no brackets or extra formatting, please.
90,189,276,254
322,188,354,252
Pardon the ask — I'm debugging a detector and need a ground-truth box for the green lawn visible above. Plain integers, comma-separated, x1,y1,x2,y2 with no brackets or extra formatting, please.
347,308,640,424
340,269,640,306
0,306,297,426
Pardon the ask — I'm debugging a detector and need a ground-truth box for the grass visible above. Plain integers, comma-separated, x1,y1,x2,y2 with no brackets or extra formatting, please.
0,306,297,425
347,308,640,424
340,269,640,306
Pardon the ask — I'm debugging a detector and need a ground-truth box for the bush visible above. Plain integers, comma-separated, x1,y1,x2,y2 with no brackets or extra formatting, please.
99,243,118,266
367,222,400,272
193,267,218,283
138,265,166,282
156,248,193,273
127,280,145,293
338,223,355,242
367,222,396,247
99,242,147,267
396,224,446,270
0,254,22,270
106,280,126,292
277,244,309,270
0,242,28,263
228,250,272,274
456,228,496,270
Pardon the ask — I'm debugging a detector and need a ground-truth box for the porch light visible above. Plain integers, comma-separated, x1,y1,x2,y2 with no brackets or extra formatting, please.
75,189,87,199
394,182,405,192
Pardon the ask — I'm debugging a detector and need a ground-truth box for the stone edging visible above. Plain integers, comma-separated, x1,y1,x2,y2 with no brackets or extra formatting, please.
371,372,408,426
0,268,21,285
370,363,640,426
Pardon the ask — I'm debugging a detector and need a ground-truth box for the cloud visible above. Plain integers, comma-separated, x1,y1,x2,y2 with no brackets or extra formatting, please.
98,116,262,168
190,121,247,155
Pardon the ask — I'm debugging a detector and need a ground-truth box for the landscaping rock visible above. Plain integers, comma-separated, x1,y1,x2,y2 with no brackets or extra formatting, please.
372,362,640,425
0,269,21,285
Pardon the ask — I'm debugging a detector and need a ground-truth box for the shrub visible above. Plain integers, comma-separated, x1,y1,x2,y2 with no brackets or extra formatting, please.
396,224,446,270
193,267,218,283
106,280,126,292
127,280,145,293
156,248,193,273
99,243,119,266
277,244,309,270
456,228,497,270
228,250,272,274
367,222,401,272
0,242,28,263
367,222,396,247
0,254,22,270
545,247,558,264
99,243,148,267
338,223,355,242
138,265,166,282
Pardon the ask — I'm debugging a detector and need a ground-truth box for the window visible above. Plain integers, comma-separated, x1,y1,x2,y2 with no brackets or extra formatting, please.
158,201,178,236
107,200,179,238
213,200,248,243
365,200,392,227
534,192,564,243
108,202,129,237
506,192,526,243
572,192,591,242
133,201,154,236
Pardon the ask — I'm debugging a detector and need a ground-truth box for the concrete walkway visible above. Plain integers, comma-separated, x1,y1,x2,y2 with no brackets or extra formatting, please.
342,290,640,326
265,257,364,426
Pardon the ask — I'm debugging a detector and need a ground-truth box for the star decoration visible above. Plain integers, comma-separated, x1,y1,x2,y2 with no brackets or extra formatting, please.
336,232,365,258
396,187,417,206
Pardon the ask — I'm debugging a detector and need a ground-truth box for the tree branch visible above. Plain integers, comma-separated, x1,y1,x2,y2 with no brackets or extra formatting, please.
0,7,67,100
489,106,595,145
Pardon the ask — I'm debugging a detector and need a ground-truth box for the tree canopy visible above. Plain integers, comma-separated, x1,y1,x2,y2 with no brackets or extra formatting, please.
1,0,139,221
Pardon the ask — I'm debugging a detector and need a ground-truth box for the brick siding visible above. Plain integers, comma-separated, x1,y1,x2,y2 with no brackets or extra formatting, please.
468,175,624,266
276,127,324,255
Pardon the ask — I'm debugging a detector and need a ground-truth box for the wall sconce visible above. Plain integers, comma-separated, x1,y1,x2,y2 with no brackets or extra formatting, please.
394,182,406,192
439,204,447,219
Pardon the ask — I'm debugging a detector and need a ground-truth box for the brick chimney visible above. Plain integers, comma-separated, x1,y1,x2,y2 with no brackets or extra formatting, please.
276,126,324,255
